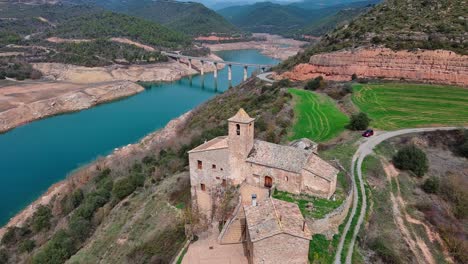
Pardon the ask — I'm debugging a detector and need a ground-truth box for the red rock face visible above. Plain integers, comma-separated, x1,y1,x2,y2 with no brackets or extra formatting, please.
283,48,468,86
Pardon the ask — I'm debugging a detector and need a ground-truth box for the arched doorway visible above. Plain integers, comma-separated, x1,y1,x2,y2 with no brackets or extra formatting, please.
264,176,273,188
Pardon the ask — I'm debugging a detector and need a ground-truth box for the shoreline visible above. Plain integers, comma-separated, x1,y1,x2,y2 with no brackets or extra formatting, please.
0,42,303,234
0,111,192,238
0,54,223,134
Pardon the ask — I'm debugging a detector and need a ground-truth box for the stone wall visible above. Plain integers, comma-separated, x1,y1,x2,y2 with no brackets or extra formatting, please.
282,48,468,87
308,167,353,238
301,169,334,199
246,163,302,194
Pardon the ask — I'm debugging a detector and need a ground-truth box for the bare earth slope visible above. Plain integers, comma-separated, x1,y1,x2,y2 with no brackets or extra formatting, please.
282,48,468,86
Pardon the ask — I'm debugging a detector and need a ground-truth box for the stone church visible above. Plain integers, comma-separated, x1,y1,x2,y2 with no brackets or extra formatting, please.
188,109,338,217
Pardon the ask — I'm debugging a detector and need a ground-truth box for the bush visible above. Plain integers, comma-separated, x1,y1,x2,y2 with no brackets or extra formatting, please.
348,112,370,130
304,76,325,91
32,205,52,233
422,177,439,194
112,177,136,200
32,230,75,264
0,249,8,263
393,145,429,177
68,216,91,243
70,189,84,209
1,228,16,246
274,78,291,88
459,141,468,158
351,73,358,80
19,239,36,253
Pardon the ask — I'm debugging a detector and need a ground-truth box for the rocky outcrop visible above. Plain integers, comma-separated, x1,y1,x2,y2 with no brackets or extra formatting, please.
282,48,468,86
0,81,144,133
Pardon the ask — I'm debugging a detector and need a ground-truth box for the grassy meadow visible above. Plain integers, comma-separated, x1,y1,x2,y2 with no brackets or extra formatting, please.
289,88,349,142
352,83,468,130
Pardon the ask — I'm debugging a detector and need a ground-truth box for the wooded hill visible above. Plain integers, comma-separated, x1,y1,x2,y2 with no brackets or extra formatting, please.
280,0,468,70
0,2,193,70
77,0,242,36
218,0,379,36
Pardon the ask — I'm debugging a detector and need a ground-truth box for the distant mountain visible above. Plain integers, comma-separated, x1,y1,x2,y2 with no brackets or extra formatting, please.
218,0,379,35
78,0,241,36
291,0,379,9
297,5,373,37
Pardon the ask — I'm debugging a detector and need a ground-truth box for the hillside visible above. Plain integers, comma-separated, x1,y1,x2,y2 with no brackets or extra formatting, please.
0,2,193,73
79,0,241,36
0,79,295,264
218,0,379,36
280,0,468,71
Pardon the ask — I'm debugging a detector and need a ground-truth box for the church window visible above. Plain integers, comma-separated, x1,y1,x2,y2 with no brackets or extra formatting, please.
200,184,206,191
212,164,216,169
236,124,240,135
285,176,289,182
197,160,202,169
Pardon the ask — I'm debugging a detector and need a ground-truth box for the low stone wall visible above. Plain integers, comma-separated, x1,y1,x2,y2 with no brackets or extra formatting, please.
308,163,354,239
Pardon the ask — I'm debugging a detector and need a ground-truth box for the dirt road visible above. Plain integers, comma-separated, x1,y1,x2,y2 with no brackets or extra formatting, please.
334,127,464,264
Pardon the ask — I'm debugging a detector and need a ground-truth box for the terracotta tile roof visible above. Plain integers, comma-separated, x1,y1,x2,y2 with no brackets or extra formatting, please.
228,108,255,123
302,154,339,182
188,136,228,153
244,198,311,242
246,140,311,173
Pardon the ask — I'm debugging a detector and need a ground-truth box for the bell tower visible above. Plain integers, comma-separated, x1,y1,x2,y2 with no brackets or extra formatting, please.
228,108,255,184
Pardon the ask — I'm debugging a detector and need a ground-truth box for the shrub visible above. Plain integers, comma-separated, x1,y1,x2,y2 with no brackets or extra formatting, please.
1,227,16,246
348,112,370,130
275,78,291,88
0,249,8,263
32,230,75,264
68,216,91,243
459,141,468,158
19,239,36,253
304,76,324,91
32,205,52,233
393,145,429,177
70,189,84,209
112,177,136,200
351,73,358,80
422,177,439,194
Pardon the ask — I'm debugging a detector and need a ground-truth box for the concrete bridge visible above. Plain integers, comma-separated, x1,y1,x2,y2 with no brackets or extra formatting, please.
162,52,276,81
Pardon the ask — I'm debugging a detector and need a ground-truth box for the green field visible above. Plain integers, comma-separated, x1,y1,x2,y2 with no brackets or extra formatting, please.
352,83,468,130
289,89,349,142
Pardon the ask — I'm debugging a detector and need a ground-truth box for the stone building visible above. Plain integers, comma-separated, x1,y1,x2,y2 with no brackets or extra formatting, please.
244,197,311,264
188,108,338,218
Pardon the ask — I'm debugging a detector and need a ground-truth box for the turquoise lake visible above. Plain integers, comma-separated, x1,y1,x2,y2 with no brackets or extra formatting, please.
0,49,278,226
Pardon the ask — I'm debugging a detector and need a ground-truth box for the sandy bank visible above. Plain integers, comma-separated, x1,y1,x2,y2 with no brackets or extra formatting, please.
205,33,308,61
0,80,144,133
0,110,192,239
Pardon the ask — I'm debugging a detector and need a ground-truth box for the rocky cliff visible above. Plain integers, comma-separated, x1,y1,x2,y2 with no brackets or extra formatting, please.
282,48,468,86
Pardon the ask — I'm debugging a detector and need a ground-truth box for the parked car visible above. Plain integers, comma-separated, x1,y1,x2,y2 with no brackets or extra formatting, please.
362,129,374,137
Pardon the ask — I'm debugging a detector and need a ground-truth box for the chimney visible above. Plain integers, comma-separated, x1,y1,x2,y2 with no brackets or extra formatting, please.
251,194,257,206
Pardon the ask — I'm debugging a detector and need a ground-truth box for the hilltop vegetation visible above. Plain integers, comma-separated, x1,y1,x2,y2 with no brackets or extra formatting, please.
53,11,191,48
280,0,468,69
79,0,241,36
0,2,193,69
218,0,379,36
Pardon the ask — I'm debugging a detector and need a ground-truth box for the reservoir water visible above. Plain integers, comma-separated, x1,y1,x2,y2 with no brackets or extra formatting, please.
0,49,278,226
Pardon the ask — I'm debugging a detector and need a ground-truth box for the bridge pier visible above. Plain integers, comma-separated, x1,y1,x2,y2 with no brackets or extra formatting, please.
213,62,218,79
188,59,192,69
261,67,265,73
228,64,232,81
200,60,204,75
243,66,248,81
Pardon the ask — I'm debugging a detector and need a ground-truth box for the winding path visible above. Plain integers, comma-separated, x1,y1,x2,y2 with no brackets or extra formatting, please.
334,126,464,264
256,71,275,84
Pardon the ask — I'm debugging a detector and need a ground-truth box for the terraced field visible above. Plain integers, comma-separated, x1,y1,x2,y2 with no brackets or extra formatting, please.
352,83,468,130
289,88,349,142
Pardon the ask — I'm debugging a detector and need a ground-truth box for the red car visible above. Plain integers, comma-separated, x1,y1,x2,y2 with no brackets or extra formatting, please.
362,129,374,137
